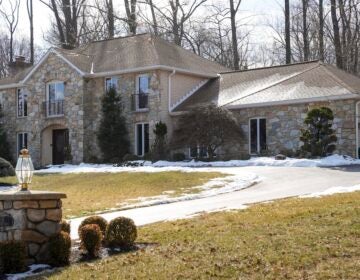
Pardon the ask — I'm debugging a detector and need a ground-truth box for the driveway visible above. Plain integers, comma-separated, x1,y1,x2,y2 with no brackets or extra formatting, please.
70,166,360,239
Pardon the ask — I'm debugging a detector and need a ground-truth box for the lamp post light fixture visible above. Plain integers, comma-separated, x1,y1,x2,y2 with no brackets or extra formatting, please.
15,148,35,191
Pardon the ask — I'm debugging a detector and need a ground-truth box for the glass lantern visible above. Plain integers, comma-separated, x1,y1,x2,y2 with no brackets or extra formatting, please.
15,149,35,191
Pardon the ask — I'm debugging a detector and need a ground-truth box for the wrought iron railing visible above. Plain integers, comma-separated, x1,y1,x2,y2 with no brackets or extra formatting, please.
43,100,64,117
131,94,149,111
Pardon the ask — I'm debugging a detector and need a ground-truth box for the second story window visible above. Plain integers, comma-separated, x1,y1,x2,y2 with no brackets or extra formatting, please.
17,88,27,117
105,77,118,92
134,74,150,111
46,82,64,117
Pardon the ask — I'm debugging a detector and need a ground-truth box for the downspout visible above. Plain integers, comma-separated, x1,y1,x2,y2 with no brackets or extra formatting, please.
356,101,360,158
168,69,176,112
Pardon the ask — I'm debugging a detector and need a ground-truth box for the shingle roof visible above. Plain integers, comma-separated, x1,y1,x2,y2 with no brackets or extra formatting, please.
173,61,360,111
0,34,228,87
55,33,228,75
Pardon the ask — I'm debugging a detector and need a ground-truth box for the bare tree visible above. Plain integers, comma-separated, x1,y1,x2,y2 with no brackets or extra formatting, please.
0,0,20,63
285,0,291,64
27,0,34,64
40,0,86,49
124,0,137,34
330,0,343,68
148,0,207,46
302,0,310,61
229,0,242,70
319,0,324,61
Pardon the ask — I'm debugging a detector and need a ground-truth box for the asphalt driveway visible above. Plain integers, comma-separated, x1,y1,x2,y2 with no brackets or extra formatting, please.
70,165,360,239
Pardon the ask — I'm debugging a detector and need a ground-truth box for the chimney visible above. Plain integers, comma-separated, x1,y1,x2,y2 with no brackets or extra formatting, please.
8,56,32,76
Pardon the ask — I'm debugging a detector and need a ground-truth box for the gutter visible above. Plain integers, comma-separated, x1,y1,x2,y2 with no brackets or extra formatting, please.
225,94,360,110
0,83,25,90
168,70,176,112
84,65,217,79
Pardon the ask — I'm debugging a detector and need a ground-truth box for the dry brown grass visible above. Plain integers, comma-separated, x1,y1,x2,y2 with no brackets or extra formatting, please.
1,172,222,218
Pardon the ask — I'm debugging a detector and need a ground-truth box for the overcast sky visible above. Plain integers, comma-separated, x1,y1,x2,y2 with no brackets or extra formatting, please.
3,0,283,52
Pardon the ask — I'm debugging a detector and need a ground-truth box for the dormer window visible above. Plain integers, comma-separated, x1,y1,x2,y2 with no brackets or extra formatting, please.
17,88,27,117
105,77,118,92
45,81,64,117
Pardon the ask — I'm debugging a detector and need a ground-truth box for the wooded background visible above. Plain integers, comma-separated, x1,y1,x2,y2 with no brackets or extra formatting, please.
0,0,359,77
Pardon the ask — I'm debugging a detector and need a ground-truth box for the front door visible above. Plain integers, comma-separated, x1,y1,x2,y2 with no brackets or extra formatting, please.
52,129,67,165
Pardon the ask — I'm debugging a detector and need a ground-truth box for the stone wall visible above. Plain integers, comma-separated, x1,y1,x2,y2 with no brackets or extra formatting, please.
0,190,66,264
0,53,85,167
221,99,358,158
83,70,173,161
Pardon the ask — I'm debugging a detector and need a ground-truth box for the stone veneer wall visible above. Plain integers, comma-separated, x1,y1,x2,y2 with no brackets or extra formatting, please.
83,70,172,161
220,99,358,158
0,53,85,167
0,191,66,265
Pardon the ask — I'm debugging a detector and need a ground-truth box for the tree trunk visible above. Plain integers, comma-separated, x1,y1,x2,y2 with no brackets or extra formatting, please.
302,0,309,61
319,0,324,61
148,0,158,35
27,0,34,64
107,0,115,38
124,0,137,34
230,0,240,70
330,0,343,69
285,0,291,64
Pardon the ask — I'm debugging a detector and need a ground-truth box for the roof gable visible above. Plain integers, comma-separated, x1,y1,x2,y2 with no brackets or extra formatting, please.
173,61,360,111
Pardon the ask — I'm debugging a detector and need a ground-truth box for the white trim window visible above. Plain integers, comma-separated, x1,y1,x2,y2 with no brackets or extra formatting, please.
17,88,28,117
135,123,149,157
17,132,28,155
249,118,267,155
46,81,65,116
105,76,118,92
135,74,150,110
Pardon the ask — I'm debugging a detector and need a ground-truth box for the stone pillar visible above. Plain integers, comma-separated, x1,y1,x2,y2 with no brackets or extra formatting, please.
0,190,66,264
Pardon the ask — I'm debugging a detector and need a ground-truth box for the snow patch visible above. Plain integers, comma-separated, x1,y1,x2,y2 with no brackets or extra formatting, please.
35,154,360,174
118,172,259,209
6,264,53,280
301,184,360,198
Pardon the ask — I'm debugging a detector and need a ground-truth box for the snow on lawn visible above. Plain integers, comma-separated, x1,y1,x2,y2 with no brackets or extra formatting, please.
301,184,360,198
6,264,53,280
35,154,360,174
117,171,259,209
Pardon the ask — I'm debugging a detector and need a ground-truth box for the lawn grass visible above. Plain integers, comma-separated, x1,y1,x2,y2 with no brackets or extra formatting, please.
43,191,360,279
0,172,222,218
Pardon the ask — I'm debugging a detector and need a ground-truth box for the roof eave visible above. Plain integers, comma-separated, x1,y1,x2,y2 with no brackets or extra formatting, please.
84,65,218,78
0,83,25,90
224,94,360,109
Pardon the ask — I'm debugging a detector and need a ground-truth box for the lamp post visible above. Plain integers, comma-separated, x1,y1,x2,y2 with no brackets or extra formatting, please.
15,149,35,191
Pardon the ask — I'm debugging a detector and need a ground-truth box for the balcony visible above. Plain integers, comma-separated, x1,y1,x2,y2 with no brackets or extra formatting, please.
43,100,64,117
131,94,149,111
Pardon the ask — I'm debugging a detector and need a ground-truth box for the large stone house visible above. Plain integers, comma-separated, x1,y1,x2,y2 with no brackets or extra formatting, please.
0,33,359,167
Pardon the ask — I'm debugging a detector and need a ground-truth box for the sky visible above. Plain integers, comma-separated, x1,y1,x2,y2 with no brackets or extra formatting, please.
2,0,284,52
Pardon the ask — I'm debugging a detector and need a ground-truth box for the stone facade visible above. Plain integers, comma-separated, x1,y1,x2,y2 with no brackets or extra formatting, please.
0,190,66,264
221,99,358,158
0,53,85,166
0,51,359,165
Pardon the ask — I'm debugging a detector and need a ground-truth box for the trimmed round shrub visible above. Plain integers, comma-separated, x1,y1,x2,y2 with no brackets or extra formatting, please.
48,231,71,266
0,157,15,177
105,217,137,248
0,241,26,274
78,216,108,237
60,220,71,234
79,224,102,257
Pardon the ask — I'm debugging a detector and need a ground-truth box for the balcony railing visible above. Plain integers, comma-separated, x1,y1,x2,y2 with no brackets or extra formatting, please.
131,94,149,111
43,99,64,117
